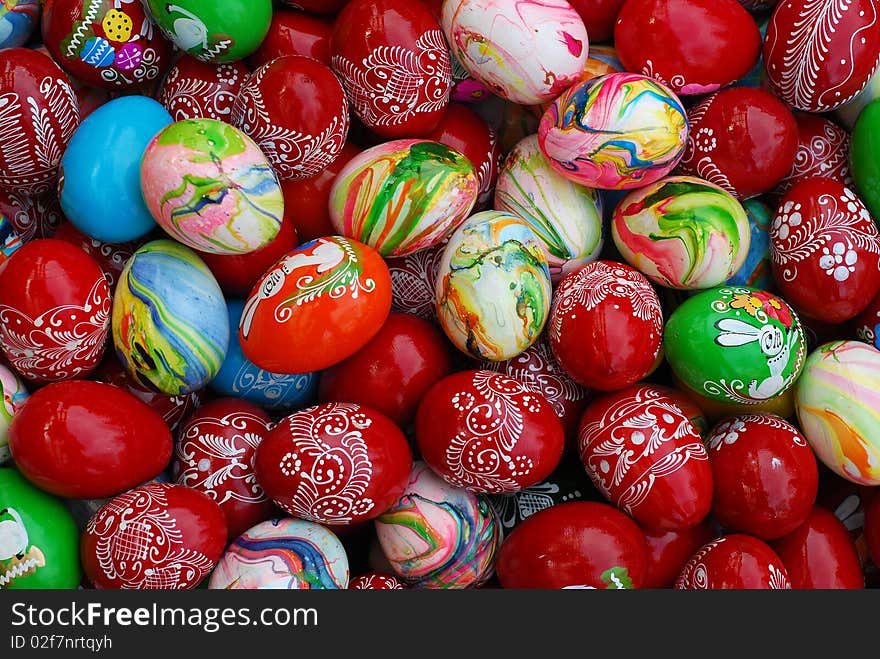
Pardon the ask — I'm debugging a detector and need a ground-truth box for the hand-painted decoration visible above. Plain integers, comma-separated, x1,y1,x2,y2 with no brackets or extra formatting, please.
386,243,445,322
348,572,407,589
727,199,775,290
675,534,791,589
773,113,853,198
0,188,62,243
0,0,39,49
159,56,248,122
0,365,26,465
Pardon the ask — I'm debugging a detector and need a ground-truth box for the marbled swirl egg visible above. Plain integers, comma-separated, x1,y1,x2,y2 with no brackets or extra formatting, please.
0,364,27,465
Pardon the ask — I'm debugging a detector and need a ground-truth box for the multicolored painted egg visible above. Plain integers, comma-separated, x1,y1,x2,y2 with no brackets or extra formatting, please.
239,236,391,374
9,380,172,498
764,0,880,112
579,385,712,531
386,242,445,322
538,73,688,190
0,239,110,383
675,534,791,589
0,365,26,465
112,240,229,396
211,299,317,412
0,467,81,590
850,99,880,220
726,198,774,290
348,572,407,589
494,135,603,282
770,178,880,324
209,518,349,589
611,176,751,290
415,370,565,493
375,461,500,589
249,8,332,69
0,0,39,49
496,501,648,589
159,56,248,122
52,222,140,293
329,140,477,258
0,216,22,271
435,211,551,361
42,0,173,90
143,0,272,63
580,44,625,83
549,261,663,391
0,49,79,196
795,341,880,486
0,188,62,243
441,0,588,105
643,521,717,588
615,0,762,96
664,285,807,405
331,0,451,138
678,87,798,199
774,113,853,198
82,482,227,589
140,118,284,255
231,56,349,181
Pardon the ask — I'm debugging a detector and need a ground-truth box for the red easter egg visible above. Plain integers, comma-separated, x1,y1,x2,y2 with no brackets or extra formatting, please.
331,0,451,138
866,493,880,568
281,0,351,14
773,113,853,198
770,178,880,323
41,0,173,91
0,49,79,195
771,506,864,588
172,399,275,539
578,385,713,531
319,312,453,426
415,370,565,494
706,414,818,540
81,482,227,590
0,188,63,243
8,380,172,498
549,261,663,391
0,239,110,382
254,402,412,525
643,521,717,588
239,236,392,374
678,87,798,199
231,55,349,181
569,0,627,43
496,501,648,589
348,572,407,589
386,242,445,322
764,0,880,112
53,221,140,292
676,534,791,589
249,9,333,69
614,0,761,95
159,56,249,122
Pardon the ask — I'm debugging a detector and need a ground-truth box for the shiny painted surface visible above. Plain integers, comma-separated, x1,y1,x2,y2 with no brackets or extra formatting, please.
249,9,332,68
676,534,791,589
643,521,716,588
159,56,249,122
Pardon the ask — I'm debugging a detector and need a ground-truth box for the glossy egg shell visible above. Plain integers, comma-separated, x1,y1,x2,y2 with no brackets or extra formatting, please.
52,222,141,293
0,1,39,50
386,242,445,322
569,0,626,43
0,364,27,464
642,521,717,588
773,113,853,198
675,534,791,589
0,188,63,243
726,198,774,290
348,572,407,589
159,56,249,122
249,9,332,69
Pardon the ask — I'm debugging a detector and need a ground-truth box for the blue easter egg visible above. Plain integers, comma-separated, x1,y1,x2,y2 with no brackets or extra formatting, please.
59,96,172,243
0,1,39,50
81,36,115,67
211,299,317,411
726,197,774,289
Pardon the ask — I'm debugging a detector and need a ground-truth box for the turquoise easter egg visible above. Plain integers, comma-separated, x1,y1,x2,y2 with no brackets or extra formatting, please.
0,1,39,50
726,198,774,289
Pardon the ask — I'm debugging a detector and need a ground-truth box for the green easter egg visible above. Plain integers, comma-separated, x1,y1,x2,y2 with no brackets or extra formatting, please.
851,99,880,220
664,286,806,405
0,468,81,589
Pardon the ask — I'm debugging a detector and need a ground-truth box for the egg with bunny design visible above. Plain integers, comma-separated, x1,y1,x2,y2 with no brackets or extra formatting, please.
664,286,807,405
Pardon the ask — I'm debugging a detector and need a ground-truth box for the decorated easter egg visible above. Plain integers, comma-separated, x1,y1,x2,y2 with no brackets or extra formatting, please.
494,135,603,282
375,461,500,588
0,239,109,382
386,243,444,323
42,0,173,90
643,521,717,589
0,1,38,49
580,44,626,83
0,49,79,195
329,140,477,258
112,240,229,396
59,96,172,243
774,113,853,198
159,56,248,122
239,237,391,374
538,73,688,190
727,198,774,290
441,0,588,106
569,0,626,43
678,87,798,199
8,380,172,499
231,56,349,181
615,0,762,96
143,0,272,63
579,385,713,531
0,468,80,590
0,216,22,270
255,403,412,525
770,178,880,324
348,572,407,589
764,0,880,112
249,9,332,69
0,365,26,465
496,501,648,589
209,518,349,589
549,261,663,391
850,99,880,219
795,341,880,485
706,415,818,539
211,299,317,411
415,370,565,493
435,211,551,361
140,118,284,255
331,0,451,138
675,534,791,589
837,67,880,129
0,188,62,243
611,177,751,290
319,313,452,426
53,222,140,293
664,286,807,405
82,482,226,589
